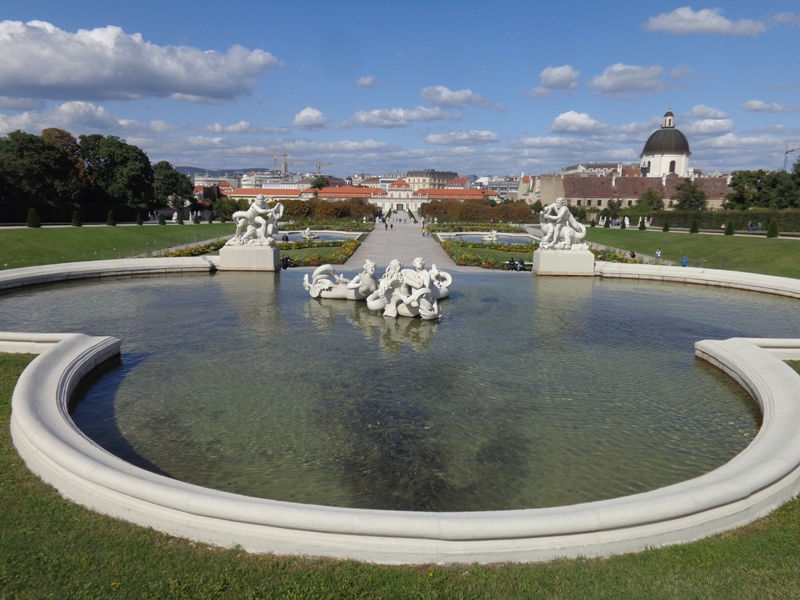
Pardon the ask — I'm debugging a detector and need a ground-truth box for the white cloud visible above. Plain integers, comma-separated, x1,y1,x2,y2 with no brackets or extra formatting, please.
683,118,734,136
204,120,254,134
588,64,665,95
425,130,499,146
419,85,501,110
0,20,281,102
526,65,580,99
549,111,608,136
0,101,122,133
355,76,381,87
687,104,729,119
771,12,800,27
293,107,328,130
643,7,766,36
742,100,796,113
344,106,460,128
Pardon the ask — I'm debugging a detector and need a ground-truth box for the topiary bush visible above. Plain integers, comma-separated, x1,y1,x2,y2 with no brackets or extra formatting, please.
71,211,82,227
136,212,143,226
158,213,166,225
662,221,669,232
767,220,779,238
26,208,41,228
689,219,699,233
725,221,734,235
106,210,116,226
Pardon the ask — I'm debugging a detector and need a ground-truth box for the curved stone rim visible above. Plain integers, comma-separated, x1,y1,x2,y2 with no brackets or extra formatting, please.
4,259,800,564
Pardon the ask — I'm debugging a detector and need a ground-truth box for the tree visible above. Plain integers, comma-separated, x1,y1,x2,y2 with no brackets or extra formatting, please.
79,134,155,207
689,219,699,233
0,130,81,210
724,169,799,209
153,161,193,208
725,221,734,235
310,176,329,190
673,179,708,210
107,210,116,226
639,187,665,212
72,211,82,227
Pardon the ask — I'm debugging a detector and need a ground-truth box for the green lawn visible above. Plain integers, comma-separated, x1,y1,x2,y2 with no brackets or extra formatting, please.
585,228,800,278
2,355,800,598
0,224,234,270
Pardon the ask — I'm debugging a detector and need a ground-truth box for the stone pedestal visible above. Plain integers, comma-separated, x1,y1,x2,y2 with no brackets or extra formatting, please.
219,245,281,271
532,248,595,276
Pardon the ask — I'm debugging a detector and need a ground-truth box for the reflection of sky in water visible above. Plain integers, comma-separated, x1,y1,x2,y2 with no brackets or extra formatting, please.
2,272,798,512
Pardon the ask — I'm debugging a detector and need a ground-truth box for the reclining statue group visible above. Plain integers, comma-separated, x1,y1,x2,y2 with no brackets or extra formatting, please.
304,257,452,321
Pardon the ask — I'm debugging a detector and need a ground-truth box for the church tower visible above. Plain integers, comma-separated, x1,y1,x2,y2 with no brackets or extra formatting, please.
640,106,691,178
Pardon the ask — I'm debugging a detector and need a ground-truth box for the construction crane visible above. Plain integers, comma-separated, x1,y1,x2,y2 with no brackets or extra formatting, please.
215,147,331,176
784,145,800,171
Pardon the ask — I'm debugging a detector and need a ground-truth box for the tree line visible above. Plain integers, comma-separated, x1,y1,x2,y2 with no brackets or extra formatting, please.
0,129,193,223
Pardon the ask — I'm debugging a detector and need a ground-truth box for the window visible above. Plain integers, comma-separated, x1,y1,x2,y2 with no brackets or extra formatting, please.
576,199,582,206
669,160,676,173
587,199,592,206
597,200,603,207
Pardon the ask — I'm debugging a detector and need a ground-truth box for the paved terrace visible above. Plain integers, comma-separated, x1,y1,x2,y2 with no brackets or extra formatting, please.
343,219,474,273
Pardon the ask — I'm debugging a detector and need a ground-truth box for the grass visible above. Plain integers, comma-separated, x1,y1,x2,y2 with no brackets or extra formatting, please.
0,224,235,270
2,228,800,597
585,228,800,278
3,357,800,598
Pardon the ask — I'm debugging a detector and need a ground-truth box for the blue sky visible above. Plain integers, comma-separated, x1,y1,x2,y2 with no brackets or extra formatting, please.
1,1,798,178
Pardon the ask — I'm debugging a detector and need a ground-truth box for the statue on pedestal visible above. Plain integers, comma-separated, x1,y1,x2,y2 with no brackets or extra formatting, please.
227,195,284,247
538,197,587,250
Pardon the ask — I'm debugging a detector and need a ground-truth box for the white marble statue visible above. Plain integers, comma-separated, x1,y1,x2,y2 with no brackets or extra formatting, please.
303,258,451,320
303,260,379,300
301,227,319,240
365,257,450,320
537,197,587,250
482,230,499,242
226,195,284,247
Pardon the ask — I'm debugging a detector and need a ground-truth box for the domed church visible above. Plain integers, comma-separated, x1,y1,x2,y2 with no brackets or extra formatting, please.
640,106,691,178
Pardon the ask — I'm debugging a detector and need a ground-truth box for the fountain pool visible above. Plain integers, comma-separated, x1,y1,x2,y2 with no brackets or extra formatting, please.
4,271,798,512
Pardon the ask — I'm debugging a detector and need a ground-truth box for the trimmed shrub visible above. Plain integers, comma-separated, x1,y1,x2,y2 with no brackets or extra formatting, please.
136,212,143,226
638,218,646,230
689,219,699,233
106,210,116,226
725,221,734,235
662,221,669,232
71,211,82,227
158,213,166,225
767,220,779,238
26,208,41,228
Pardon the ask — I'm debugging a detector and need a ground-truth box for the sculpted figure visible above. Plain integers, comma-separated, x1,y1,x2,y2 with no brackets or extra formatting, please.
303,260,379,300
227,196,284,247
308,258,451,320
538,197,587,250
302,227,318,240
482,230,498,242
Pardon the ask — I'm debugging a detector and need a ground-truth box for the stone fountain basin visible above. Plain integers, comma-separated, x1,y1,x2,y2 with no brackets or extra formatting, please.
3,258,800,563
